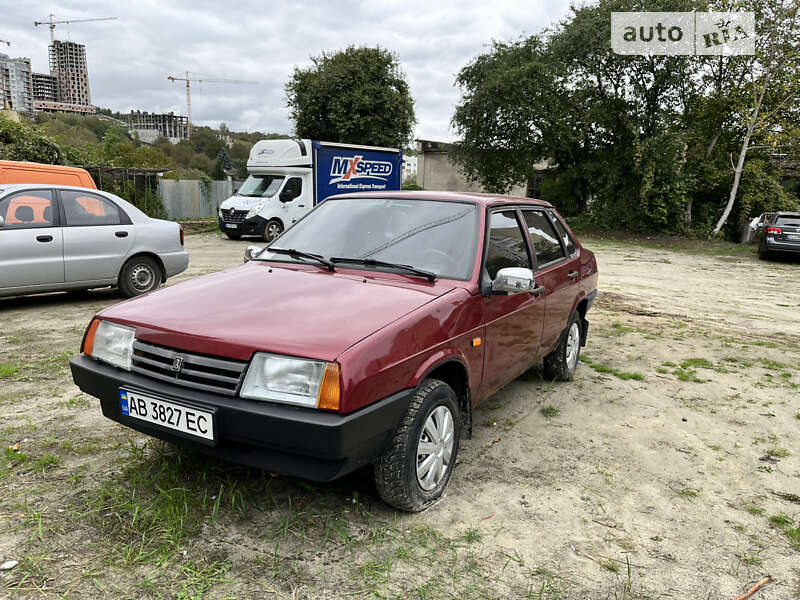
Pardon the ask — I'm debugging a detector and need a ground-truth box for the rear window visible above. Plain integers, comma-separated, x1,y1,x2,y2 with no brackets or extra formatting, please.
775,215,800,227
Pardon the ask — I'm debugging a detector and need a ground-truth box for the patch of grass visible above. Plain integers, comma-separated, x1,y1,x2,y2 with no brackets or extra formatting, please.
680,358,714,369
175,562,231,599
581,356,645,381
32,453,59,474
760,358,787,370
744,504,765,516
6,335,21,344
540,405,560,418
674,488,701,502
675,367,704,383
59,394,92,409
0,363,20,378
600,558,620,573
769,514,793,528
661,361,677,368
766,447,790,458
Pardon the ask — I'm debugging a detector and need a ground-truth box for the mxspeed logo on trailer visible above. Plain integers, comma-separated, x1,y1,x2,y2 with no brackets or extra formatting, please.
329,155,393,184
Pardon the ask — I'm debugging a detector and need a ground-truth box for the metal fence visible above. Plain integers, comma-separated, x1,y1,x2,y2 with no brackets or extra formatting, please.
158,179,244,220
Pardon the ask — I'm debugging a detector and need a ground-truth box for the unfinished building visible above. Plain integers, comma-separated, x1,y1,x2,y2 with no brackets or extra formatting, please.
127,110,188,144
49,40,91,106
32,72,58,102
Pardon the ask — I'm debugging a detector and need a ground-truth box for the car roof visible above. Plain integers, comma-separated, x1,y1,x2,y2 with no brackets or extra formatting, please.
0,183,101,194
326,190,553,208
774,211,800,217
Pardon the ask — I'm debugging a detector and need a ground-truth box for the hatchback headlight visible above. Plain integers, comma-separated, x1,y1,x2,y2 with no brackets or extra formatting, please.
246,203,264,219
85,320,135,371
241,353,340,410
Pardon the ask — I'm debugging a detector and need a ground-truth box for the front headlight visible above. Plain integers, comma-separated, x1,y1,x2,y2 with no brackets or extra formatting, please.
246,202,264,219
240,353,340,410
86,320,135,371
218,208,223,218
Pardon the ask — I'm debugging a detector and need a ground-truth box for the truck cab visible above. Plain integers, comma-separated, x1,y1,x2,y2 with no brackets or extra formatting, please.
219,139,402,241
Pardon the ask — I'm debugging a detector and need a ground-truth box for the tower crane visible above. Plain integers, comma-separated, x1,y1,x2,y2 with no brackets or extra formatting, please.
34,15,118,45
167,72,256,137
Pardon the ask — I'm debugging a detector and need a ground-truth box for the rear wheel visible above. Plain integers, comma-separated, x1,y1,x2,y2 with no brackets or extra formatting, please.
119,256,161,298
543,311,582,381
758,242,771,260
374,379,460,512
263,219,283,242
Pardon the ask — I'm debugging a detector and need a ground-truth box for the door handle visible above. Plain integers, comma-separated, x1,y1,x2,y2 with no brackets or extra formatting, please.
567,271,578,280
298,204,305,208
36,235,53,242
531,285,546,296
115,231,129,238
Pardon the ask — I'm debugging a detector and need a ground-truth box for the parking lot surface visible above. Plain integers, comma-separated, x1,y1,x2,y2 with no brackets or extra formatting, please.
1,233,798,599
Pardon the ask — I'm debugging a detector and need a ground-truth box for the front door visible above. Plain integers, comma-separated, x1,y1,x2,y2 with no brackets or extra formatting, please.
277,177,307,226
479,209,545,398
59,190,134,282
0,189,64,290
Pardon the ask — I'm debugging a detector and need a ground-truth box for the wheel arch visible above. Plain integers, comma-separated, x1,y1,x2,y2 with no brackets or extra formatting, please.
414,355,472,440
121,251,166,283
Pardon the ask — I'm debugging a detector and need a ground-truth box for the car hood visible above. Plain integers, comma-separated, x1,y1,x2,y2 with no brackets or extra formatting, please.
100,261,454,362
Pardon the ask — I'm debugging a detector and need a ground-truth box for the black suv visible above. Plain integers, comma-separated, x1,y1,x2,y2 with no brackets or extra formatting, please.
756,212,800,259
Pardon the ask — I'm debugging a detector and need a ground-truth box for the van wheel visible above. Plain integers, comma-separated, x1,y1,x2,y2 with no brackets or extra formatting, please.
543,311,582,381
119,256,161,298
263,219,283,242
374,379,461,512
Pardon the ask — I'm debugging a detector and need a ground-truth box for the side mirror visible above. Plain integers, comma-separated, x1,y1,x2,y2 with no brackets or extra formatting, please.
492,267,535,294
244,245,262,263
233,188,238,195
0,216,4,227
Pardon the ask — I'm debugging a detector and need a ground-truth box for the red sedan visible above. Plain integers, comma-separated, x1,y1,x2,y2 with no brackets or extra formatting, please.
71,191,598,511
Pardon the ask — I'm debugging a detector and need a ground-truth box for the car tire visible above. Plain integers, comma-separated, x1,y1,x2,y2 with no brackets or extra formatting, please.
373,378,461,512
543,310,582,381
119,256,161,298
225,231,242,240
263,219,283,242
758,243,771,260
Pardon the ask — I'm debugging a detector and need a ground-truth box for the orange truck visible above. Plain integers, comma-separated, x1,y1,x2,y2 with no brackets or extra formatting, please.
0,160,99,224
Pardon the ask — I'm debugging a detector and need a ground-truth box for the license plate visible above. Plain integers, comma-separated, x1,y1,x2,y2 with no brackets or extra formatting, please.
119,389,214,441
225,224,238,229
786,234,800,241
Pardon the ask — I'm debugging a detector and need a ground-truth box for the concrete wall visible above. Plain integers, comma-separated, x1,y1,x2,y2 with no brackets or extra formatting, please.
158,179,244,220
418,150,526,196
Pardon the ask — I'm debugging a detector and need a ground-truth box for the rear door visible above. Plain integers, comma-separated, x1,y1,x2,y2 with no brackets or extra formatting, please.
0,189,64,289
520,208,579,355
59,189,135,282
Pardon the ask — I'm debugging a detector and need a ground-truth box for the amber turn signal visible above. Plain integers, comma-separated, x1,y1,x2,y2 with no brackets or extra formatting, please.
471,337,482,347
317,362,341,411
82,319,101,355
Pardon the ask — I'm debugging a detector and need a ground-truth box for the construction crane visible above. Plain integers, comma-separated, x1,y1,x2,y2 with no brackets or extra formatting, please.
167,72,256,137
34,15,117,45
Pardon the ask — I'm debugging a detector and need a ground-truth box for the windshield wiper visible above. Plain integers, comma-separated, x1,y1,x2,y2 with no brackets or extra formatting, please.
263,248,335,271
329,257,436,282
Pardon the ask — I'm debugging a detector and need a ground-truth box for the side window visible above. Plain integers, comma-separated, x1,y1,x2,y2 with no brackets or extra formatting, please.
550,214,577,256
485,210,531,279
523,210,565,267
61,191,122,226
280,177,302,202
0,190,55,229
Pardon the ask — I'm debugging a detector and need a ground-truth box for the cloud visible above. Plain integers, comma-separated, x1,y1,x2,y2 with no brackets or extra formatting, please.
5,0,569,141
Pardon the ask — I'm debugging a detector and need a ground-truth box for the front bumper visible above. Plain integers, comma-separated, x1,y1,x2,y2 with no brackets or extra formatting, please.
218,215,267,236
70,355,413,481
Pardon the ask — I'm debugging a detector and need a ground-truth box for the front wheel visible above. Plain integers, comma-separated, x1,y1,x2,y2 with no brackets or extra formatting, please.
263,219,283,242
119,256,161,298
543,311,582,381
374,379,461,512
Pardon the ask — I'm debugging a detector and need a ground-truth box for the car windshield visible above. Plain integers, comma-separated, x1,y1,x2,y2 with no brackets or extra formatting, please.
238,175,285,197
257,198,480,280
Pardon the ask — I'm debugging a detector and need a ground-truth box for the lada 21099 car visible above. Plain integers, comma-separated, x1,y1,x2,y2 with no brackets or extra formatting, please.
71,191,598,511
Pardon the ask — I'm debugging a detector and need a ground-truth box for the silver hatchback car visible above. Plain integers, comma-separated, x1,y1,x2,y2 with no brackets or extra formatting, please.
0,184,189,298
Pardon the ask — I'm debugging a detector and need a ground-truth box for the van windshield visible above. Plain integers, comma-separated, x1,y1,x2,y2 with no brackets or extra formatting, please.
238,175,285,197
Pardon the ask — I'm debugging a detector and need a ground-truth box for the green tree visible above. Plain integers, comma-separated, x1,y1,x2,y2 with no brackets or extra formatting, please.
0,115,65,164
286,46,415,148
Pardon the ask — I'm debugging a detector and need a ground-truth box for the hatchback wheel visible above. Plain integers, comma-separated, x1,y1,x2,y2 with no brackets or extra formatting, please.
119,256,161,298
374,379,461,512
543,311,582,381
263,219,283,242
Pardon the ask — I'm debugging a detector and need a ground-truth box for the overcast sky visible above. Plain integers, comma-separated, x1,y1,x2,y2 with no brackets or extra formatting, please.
3,1,571,141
